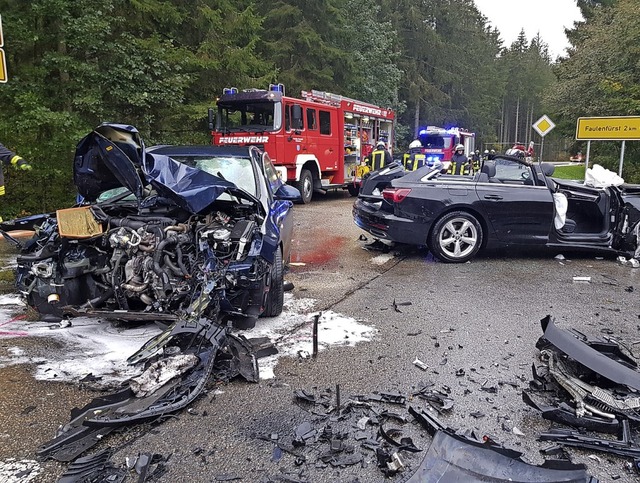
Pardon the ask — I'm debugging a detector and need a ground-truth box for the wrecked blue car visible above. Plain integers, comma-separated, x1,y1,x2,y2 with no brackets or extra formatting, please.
14,123,300,328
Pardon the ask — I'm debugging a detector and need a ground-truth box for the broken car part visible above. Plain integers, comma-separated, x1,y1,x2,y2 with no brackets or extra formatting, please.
406,406,598,483
15,124,299,327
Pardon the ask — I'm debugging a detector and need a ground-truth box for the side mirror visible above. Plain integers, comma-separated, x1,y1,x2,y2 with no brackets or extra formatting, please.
291,104,303,131
207,108,215,131
275,184,302,202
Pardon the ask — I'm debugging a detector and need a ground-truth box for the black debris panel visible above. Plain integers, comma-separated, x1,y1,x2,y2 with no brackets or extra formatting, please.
406,406,598,483
38,309,259,463
57,449,126,483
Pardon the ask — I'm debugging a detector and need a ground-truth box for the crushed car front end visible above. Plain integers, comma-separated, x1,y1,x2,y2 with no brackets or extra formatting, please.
15,124,271,327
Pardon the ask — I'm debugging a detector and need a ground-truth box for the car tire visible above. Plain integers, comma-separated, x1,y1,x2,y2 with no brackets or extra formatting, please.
263,246,284,317
347,183,360,197
429,211,483,263
295,169,313,204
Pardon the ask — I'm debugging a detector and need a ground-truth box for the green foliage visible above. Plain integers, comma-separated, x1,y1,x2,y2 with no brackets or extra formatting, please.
548,0,640,182
1,0,635,216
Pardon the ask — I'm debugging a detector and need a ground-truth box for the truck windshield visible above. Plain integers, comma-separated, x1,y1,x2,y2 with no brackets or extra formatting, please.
217,101,282,132
418,134,452,149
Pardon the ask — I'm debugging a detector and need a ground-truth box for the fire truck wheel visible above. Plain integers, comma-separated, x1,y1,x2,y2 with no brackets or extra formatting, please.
347,184,360,197
295,169,313,204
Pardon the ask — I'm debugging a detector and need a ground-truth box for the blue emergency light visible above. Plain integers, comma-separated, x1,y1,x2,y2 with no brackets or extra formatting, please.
269,83,285,95
223,87,238,95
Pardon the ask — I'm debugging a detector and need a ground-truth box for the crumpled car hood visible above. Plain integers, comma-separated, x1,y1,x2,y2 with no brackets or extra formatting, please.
74,123,264,217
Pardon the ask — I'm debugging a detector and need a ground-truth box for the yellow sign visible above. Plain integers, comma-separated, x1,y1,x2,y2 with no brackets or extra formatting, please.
532,115,556,137
0,49,6,83
576,116,640,141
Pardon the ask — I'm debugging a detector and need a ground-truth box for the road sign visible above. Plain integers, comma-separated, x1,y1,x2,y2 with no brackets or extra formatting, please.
0,15,6,83
576,116,640,141
532,115,556,137
0,49,6,84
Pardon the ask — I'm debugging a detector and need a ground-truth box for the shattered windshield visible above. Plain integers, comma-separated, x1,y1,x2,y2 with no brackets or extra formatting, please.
168,155,257,197
217,101,282,132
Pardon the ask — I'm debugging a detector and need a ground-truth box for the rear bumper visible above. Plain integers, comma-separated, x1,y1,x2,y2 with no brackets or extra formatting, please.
352,199,431,245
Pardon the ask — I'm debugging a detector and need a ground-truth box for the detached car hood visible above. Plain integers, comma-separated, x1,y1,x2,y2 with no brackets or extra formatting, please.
74,123,265,217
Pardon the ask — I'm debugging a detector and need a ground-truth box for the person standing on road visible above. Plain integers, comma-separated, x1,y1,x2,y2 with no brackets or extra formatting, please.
0,141,32,221
403,140,426,171
448,144,469,175
368,141,392,171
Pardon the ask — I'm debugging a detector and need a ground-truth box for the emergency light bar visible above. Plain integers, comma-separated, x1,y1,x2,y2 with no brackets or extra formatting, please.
269,83,285,95
223,87,238,95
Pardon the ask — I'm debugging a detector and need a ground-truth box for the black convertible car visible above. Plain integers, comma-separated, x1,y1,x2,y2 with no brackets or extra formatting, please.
353,155,640,263
12,124,300,327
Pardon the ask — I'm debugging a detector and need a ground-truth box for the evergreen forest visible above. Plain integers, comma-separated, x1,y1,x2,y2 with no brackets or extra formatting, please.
0,0,637,217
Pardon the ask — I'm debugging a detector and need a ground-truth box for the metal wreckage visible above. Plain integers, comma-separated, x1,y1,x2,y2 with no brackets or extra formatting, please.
4,127,640,481
2,124,298,471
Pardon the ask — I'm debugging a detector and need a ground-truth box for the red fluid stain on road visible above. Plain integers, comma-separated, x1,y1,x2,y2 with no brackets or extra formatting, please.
291,235,346,266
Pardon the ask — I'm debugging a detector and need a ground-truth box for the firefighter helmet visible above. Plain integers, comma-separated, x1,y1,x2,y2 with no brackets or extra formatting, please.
409,140,422,149
455,144,464,151
376,141,386,149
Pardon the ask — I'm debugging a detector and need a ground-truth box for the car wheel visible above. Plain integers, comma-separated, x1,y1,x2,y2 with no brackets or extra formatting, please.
347,183,360,197
295,169,313,204
429,211,483,263
263,246,284,317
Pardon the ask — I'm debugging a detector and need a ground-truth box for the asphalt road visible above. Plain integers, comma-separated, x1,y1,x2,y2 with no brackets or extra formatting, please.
2,189,640,482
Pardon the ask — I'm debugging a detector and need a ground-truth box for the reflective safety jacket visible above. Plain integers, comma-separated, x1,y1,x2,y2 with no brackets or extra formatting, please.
403,153,426,171
369,149,392,171
0,142,28,196
447,154,470,175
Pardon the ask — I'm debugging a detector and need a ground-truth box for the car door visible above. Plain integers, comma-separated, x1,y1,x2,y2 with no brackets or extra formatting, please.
260,151,294,263
476,159,554,244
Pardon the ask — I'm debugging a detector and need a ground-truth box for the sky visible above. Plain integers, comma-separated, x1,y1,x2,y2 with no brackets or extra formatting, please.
474,0,584,59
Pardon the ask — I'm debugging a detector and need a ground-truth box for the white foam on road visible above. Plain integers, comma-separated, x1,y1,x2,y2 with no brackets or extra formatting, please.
0,459,41,482
246,295,378,379
0,293,377,385
370,253,394,265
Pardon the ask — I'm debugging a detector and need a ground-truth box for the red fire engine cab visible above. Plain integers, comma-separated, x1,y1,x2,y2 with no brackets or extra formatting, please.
416,126,475,170
210,84,395,203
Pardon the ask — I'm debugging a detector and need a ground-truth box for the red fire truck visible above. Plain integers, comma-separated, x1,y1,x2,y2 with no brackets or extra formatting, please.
210,84,395,203
416,126,475,170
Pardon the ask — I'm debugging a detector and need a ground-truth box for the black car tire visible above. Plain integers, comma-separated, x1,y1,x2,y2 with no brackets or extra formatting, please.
429,211,483,263
263,246,284,317
347,183,360,197
295,169,313,204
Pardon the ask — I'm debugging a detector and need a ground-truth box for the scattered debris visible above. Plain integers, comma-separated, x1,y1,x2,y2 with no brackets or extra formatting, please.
407,407,596,482
413,358,428,371
573,276,592,283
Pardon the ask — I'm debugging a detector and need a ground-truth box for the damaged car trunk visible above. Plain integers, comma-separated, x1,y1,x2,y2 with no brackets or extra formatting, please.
14,123,299,328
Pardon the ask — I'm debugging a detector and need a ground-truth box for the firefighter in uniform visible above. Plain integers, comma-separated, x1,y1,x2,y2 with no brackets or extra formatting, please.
470,149,481,173
368,141,392,171
448,144,470,175
403,140,426,171
0,142,32,223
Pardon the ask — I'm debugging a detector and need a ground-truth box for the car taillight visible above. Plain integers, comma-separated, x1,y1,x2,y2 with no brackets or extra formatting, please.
382,187,412,203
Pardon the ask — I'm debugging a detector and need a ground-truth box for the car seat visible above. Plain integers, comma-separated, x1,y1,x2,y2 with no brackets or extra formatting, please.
481,161,499,182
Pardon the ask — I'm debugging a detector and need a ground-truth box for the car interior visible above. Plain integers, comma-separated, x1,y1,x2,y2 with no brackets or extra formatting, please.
478,160,610,237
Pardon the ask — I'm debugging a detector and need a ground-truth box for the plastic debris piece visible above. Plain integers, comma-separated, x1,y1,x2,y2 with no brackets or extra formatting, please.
413,358,428,371
573,276,591,283
554,254,565,260
512,427,525,436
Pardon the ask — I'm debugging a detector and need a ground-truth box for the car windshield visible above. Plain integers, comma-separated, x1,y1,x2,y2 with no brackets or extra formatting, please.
169,155,257,197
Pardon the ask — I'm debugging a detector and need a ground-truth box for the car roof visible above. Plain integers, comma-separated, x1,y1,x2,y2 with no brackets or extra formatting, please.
148,145,258,157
